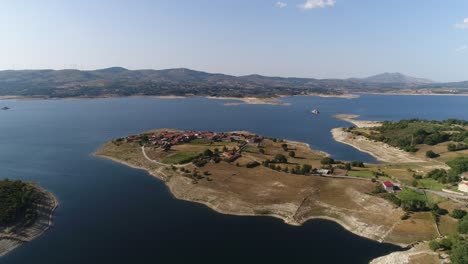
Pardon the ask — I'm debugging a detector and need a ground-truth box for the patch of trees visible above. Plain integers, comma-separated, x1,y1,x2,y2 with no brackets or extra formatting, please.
426,168,460,184
429,234,468,264
272,154,288,163
429,238,453,251
320,157,335,165
447,157,468,175
246,161,260,168
448,143,468,152
364,119,468,152
291,164,313,175
459,214,468,234
451,239,468,264
192,149,220,167
0,179,37,226
451,209,467,219
351,161,365,167
400,198,428,212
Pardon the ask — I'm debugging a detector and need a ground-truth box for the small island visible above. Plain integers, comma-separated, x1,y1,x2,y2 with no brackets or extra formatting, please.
0,179,58,256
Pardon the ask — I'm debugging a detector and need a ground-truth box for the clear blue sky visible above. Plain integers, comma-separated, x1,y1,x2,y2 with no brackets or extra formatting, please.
1,0,467,81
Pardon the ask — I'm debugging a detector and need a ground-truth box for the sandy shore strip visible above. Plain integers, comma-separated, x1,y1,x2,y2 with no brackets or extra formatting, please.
206,96,291,106
332,114,450,168
302,93,360,99
334,114,382,128
332,114,425,163
331,127,428,164
0,185,58,257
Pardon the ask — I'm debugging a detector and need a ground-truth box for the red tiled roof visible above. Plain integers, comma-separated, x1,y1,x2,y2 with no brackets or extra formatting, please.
383,181,393,187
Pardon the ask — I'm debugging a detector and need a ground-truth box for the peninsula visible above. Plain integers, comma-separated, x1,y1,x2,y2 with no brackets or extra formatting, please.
96,129,448,248
0,179,58,256
333,115,468,263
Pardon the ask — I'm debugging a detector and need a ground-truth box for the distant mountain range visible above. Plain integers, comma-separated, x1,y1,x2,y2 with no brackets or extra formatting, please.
357,72,434,85
0,67,466,98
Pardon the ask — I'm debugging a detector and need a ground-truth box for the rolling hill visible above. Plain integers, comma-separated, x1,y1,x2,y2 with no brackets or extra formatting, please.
0,68,465,98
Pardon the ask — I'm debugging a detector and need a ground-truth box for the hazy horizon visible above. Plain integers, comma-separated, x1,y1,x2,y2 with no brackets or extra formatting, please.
1,0,468,82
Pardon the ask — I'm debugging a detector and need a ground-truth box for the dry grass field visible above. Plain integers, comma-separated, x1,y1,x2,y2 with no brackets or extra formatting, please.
96,130,449,246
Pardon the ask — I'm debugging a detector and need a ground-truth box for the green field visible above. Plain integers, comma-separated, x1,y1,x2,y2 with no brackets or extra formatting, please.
425,192,447,207
397,188,427,202
243,145,260,153
418,178,445,191
161,152,200,164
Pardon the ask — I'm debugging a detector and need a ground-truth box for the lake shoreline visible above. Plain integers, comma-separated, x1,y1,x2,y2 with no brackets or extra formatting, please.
93,137,409,249
331,114,450,168
3,91,468,104
0,93,357,106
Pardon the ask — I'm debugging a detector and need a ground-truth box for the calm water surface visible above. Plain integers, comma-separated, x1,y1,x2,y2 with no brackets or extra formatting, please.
1,95,467,263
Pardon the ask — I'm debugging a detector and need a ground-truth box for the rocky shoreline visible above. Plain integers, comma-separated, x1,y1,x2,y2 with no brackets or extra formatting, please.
94,137,408,248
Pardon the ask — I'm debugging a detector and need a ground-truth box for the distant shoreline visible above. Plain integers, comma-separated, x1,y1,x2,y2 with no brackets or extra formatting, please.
0,93,359,105
2,92,468,105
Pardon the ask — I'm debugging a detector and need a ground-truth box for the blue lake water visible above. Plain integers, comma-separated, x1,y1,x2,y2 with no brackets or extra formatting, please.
0,94,467,263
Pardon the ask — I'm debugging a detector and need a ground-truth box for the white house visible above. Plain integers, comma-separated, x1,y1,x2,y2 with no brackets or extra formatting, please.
382,181,394,192
458,181,468,193
317,169,330,175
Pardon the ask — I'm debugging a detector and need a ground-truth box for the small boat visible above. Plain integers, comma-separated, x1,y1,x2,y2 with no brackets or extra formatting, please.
311,109,320,115
1,106,10,110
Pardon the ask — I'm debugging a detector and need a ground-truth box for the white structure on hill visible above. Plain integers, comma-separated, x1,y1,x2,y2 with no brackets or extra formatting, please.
459,181,468,193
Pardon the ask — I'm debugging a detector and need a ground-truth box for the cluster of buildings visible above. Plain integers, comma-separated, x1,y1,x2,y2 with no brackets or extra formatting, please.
126,130,264,153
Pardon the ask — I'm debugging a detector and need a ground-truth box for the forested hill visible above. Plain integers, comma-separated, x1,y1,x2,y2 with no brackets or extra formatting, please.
0,67,466,98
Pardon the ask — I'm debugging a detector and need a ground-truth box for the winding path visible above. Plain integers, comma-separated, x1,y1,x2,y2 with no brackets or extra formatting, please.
141,146,190,168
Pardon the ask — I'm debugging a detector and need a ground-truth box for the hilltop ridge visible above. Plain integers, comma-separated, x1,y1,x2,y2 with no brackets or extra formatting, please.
0,68,466,99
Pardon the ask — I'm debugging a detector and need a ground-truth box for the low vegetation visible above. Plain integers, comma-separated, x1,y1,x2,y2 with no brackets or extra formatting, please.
349,119,468,152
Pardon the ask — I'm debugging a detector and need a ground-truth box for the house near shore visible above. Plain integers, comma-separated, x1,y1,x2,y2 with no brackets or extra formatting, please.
458,180,468,193
382,181,394,193
317,169,330,175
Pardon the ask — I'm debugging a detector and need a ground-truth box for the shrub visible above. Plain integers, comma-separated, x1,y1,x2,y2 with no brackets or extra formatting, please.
320,157,335,165
425,150,439,158
372,184,386,194
451,240,468,264
273,154,288,163
246,161,260,168
429,240,440,251
351,161,365,167
451,209,467,219
458,215,468,234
